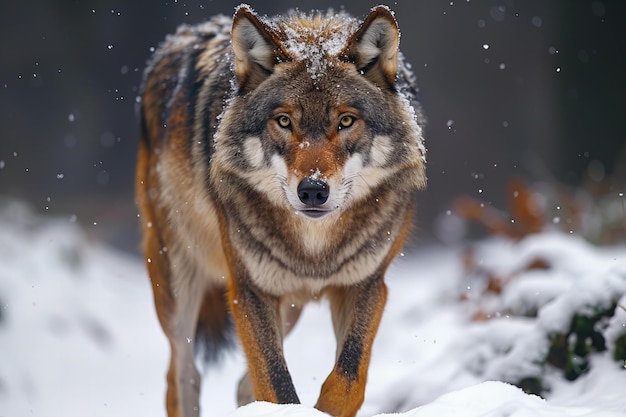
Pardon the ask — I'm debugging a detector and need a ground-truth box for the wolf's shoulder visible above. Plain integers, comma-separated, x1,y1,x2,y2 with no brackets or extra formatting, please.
148,15,232,67
142,15,233,91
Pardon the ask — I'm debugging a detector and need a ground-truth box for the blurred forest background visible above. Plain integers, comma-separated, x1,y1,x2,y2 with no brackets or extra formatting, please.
1,0,625,253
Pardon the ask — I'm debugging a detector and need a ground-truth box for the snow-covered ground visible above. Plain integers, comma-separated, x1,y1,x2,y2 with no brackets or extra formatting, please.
1,199,625,417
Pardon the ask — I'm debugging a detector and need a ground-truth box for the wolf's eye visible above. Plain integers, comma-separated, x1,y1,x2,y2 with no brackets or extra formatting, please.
339,115,355,130
276,115,292,129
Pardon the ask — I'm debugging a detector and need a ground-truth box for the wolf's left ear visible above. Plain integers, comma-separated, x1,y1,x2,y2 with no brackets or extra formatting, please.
343,6,400,87
231,5,287,92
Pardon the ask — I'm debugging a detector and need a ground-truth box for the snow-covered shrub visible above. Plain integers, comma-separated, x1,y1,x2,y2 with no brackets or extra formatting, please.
460,233,626,395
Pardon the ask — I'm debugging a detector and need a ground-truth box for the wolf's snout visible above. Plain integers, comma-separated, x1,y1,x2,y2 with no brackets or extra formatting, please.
297,177,329,206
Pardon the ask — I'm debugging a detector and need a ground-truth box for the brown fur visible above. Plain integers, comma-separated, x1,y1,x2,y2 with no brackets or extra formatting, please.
136,5,426,417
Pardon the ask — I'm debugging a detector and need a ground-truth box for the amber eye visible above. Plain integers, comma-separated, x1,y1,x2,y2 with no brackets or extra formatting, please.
339,115,355,129
277,115,292,129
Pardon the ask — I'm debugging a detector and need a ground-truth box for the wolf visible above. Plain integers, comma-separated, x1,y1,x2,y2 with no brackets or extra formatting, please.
136,4,426,417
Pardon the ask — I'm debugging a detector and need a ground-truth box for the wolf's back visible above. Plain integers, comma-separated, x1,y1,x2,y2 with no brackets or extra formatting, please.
140,15,233,155
137,16,238,366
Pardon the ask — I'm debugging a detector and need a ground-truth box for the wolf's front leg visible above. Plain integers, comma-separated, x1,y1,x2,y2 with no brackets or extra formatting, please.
228,277,300,405
316,277,388,417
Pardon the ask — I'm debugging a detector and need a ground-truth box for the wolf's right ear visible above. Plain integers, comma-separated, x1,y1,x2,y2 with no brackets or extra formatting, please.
231,5,287,92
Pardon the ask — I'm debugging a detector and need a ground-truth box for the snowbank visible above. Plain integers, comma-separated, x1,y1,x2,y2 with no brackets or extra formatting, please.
231,381,625,417
0,200,624,417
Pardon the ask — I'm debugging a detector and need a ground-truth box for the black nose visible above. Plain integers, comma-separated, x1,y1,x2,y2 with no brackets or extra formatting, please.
297,177,329,206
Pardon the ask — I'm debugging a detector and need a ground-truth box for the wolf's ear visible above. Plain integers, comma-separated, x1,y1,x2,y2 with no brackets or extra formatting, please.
343,6,400,87
232,5,286,92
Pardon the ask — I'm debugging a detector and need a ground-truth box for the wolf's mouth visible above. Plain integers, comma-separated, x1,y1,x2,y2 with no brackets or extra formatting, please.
297,209,333,220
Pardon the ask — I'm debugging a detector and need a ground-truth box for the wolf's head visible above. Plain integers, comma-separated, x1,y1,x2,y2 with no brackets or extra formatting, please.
213,5,426,221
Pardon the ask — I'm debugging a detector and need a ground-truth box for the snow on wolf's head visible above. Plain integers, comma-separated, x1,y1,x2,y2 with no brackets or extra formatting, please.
213,5,426,221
